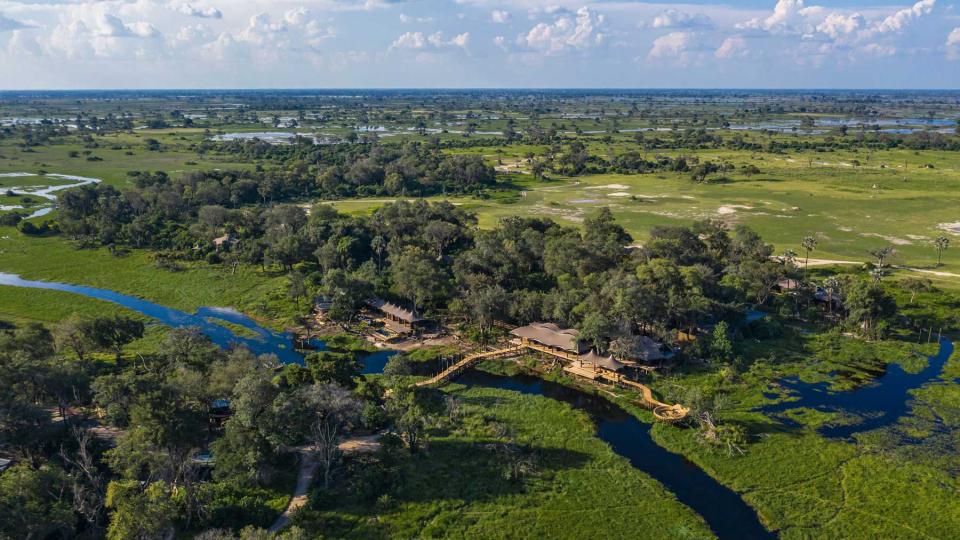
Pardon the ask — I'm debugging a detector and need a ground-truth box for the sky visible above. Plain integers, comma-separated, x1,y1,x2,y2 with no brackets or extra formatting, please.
0,0,959,89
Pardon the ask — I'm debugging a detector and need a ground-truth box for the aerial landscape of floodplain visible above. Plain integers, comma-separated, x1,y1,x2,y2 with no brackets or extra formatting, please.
1,0,960,539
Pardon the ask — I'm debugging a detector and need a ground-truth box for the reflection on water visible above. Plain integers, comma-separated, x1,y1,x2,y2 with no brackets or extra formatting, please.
758,340,954,438
0,272,324,364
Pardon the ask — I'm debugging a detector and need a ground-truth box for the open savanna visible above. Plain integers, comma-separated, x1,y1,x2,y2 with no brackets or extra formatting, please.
0,129,254,187
327,147,960,273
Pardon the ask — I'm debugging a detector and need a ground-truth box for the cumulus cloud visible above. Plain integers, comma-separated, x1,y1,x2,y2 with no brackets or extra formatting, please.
491,10,510,24
648,31,694,60
816,12,864,39
0,13,31,32
715,36,748,59
948,27,960,59
737,0,823,35
521,6,604,54
176,3,222,20
875,0,935,34
391,31,469,50
651,10,713,30
95,13,159,38
861,43,897,56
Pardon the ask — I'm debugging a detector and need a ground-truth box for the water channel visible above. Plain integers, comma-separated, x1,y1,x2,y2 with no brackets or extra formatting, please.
3,273,952,538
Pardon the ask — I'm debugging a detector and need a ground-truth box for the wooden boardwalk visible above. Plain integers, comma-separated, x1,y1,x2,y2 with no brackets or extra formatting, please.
562,364,689,422
415,346,524,387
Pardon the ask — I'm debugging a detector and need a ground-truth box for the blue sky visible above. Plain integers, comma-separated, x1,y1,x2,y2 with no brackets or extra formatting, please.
0,0,958,89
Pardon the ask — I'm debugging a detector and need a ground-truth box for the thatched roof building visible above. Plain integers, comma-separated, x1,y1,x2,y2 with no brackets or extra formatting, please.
510,322,585,354
366,298,425,325
578,350,628,372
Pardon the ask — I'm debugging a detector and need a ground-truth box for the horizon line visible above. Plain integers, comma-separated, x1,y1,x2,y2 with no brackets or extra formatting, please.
2,87,960,93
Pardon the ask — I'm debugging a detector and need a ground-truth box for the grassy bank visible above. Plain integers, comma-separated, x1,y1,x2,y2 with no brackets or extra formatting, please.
294,383,714,539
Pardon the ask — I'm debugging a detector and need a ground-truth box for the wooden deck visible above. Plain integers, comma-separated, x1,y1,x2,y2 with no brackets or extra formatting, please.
562,363,689,422
414,346,524,387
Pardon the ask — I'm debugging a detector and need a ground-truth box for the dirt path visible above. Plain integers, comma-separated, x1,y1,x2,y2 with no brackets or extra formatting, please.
268,448,318,533
269,436,382,533
792,258,960,280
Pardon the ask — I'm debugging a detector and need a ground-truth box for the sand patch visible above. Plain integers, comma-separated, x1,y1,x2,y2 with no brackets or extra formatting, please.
717,205,753,215
587,184,631,190
937,222,960,235
860,232,912,245
608,192,632,197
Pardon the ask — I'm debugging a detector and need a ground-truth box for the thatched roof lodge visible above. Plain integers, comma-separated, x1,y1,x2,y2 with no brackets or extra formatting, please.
366,297,428,336
577,350,627,372
367,298,425,324
510,322,586,354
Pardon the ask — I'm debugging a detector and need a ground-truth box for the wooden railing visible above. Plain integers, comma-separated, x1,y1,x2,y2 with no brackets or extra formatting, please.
415,346,524,387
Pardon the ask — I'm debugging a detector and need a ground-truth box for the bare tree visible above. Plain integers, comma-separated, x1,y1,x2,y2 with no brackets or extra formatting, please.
298,383,362,488
60,428,106,537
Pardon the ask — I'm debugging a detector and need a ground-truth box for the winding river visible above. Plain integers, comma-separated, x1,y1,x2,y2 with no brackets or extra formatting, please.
0,272,773,537
4,273,954,538
0,172,101,219
0,272,324,364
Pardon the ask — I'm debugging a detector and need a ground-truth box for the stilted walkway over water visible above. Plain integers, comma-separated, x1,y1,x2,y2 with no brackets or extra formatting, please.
415,346,524,387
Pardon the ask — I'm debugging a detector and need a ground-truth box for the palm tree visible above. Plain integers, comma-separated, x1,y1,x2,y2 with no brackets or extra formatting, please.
801,236,817,271
934,236,950,267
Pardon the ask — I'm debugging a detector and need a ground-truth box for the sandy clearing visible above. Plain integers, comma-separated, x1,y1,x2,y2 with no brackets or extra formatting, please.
608,192,632,197
937,222,960,235
859,232,913,245
717,204,754,215
586,183,631,190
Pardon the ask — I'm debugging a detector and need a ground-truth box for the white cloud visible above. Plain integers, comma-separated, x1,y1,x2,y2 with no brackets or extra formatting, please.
861,43,897,56
95,13,159,38
521,6,604,54
648,31,694,60
816,12,864,39
392,31,469,50
651,10,713,30
392,31,426,49
399,13,434,24
876,0,935,34
491,10,510,24
176,3,222,20
715,36,748,59
947,27,960,59
493,35,508,50
737,0,823,35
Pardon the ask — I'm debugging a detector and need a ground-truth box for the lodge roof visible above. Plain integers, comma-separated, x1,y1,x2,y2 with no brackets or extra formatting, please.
366,298,425,323
578,349,627,372
510,322,583,353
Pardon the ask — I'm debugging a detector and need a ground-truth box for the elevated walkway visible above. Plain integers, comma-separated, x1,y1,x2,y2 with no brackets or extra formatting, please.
414,346,524,387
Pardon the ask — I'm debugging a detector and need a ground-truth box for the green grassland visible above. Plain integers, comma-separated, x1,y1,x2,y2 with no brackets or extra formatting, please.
328,147,960,274
0,129,253,187
0,226,288,325
647,342,960,540
296,383,714,539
